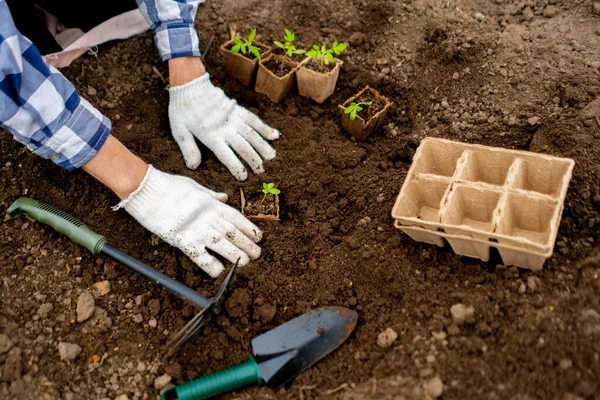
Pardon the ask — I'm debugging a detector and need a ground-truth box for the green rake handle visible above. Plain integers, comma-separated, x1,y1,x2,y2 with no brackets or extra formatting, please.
8,197,107,255
161,356,262,400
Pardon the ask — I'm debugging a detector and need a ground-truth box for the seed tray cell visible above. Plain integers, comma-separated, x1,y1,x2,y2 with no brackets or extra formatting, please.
442,184,503,240
391,175,451,230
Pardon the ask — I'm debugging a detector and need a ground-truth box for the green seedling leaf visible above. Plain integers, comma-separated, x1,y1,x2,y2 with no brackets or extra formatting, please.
250,45,261,60
344,101,372,121
231,43,242,53
261,183,281,203
274,40,285,49
332,42,347,55
248,28,257,44
284,29,294,42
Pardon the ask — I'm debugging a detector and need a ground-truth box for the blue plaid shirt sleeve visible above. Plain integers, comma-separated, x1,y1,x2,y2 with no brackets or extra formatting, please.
136,0,202,61
0,0,111,170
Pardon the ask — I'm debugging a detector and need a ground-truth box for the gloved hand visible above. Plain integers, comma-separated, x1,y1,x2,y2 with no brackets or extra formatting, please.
168,73,280,181
115,165,262,277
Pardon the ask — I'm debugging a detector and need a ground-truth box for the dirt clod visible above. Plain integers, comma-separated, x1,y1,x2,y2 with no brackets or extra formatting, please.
0,334,13,355
37,303,53,319
226,288,252,319
254,303,276,324
450,304,475,326
377,327,398,348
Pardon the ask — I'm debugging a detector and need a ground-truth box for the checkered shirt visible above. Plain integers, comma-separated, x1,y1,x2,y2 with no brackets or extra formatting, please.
1,0,203,170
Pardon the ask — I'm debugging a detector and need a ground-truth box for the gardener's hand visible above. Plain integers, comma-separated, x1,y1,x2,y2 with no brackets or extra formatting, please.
168,72,280,181
115,165,262,277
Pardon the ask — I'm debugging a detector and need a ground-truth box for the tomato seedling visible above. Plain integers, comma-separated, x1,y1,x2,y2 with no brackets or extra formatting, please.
274,29,306,58
231,28,262,60
306,41,347,69
344,101,372,120
261,182,281,204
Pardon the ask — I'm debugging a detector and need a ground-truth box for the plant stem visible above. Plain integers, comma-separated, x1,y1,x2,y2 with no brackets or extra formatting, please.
261,193,267,204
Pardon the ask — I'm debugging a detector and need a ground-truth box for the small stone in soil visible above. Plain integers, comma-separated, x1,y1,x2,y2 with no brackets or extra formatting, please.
450,303,475,326
527,276,541,293
90,281,111,297
37,303,53,319
423,376,444,398
77,292,95,322
0,334,13,355
2,347,22,382
58,342,82,361
153,374,171,390
377,327,398,348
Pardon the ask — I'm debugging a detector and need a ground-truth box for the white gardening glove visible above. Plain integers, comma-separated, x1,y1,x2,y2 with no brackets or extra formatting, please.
115,165,262,278
168,73,280,181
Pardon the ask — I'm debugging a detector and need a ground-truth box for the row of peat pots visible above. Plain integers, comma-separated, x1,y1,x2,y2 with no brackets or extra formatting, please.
219,30,392,141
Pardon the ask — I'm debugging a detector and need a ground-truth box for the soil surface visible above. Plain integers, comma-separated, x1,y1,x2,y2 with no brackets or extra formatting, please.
2,0,600,399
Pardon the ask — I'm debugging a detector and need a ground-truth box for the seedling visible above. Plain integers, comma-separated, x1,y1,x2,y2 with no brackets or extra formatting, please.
261,182,281,204
344,101,372,120
306,42,347,69
231,28,262,60
274,29,306,58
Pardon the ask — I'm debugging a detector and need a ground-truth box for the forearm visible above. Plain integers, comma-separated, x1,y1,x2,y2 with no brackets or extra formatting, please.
168,57,206,86
82,135,148,200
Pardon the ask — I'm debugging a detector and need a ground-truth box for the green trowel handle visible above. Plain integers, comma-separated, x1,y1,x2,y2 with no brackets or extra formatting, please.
161,356,262,400
8,197,107,255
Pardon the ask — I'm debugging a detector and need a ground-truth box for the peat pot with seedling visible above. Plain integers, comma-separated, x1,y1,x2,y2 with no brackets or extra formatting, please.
241,183,281,221
220,28,271,86
296,41,346,103
255,29,305,103
340,86,392,141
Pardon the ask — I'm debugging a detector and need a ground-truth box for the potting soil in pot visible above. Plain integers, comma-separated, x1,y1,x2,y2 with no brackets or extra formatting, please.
305,58,337,74
245,193,278,217
263,58,294,77
353,88,388,120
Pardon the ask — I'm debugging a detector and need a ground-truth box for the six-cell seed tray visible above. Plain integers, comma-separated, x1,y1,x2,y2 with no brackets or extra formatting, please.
391,138,575,271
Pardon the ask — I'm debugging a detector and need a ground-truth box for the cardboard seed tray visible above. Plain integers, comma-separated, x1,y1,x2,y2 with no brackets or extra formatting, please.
391,138,575,270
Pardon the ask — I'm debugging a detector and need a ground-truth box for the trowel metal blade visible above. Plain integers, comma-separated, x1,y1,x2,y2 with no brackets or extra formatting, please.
251,306,358,389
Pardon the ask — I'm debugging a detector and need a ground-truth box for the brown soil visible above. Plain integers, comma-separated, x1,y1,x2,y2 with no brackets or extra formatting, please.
244,192,278,217
2,0,600,399
350,88,388,120
263,58,294,78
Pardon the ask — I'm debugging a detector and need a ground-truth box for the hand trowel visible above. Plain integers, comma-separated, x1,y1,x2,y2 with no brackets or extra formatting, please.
162,306,358,400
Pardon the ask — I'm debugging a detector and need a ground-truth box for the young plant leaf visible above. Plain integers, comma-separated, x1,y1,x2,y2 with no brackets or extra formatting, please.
284,29,294,42
231,43,242,53
350,109,357,120
250,45,261,60
274,41,285,49
248,28,257,43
